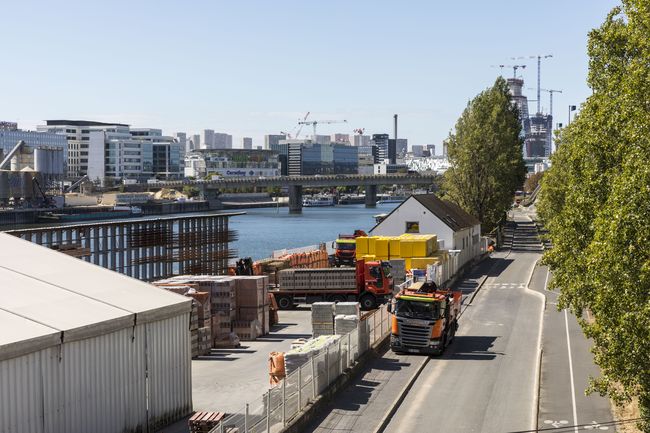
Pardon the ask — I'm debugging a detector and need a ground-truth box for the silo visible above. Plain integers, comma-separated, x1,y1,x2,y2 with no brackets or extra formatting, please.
20,170,34,200
34,148,47,174
8,171,22,199
0,170,9,205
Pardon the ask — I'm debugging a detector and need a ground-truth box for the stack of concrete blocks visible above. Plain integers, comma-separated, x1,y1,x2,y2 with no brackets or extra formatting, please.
389,259,407,288
185,290,212,356
277,268,357,290
334,302,361,362
235,276,269,339
311,302,335,337
190,301,200,357
283,335,342,393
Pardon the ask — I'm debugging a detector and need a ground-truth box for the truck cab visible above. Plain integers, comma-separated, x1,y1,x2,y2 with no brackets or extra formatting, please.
333,237,356,267
389,283,460,355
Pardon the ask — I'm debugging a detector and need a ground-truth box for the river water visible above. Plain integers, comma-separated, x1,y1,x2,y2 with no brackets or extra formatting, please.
229,203,399,260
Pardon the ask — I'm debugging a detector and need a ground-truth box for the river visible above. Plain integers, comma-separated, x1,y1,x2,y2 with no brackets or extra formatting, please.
229,203,399,260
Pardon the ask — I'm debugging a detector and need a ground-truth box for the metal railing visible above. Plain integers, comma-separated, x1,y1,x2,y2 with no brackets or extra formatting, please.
210,304,391,433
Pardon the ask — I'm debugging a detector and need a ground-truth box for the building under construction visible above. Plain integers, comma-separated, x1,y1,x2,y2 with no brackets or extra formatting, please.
6,213,240,281
507,77,553,158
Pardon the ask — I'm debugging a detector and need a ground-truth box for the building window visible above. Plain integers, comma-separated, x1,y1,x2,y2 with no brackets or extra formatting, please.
405,221,420,233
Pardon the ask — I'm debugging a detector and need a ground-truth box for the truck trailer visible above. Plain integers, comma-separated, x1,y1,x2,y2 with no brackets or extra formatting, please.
271,259,393,310
389,282,461,355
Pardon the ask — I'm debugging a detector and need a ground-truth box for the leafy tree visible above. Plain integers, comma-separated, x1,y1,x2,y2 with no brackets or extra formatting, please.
182,185,199,198
538,2,650,429
524,172,543,193
443,76,526,231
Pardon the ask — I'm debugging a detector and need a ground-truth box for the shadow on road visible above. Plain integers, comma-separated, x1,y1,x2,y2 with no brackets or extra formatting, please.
442,336,502,361
255,333,312,342
370,357,412,372
487,258,515,278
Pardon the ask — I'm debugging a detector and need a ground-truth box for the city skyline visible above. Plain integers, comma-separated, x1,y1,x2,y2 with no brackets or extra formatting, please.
1,1,619,152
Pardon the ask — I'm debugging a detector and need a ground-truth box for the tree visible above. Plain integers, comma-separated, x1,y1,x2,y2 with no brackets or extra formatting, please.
538,2,650,429
443,76,526,231
524,172,543,194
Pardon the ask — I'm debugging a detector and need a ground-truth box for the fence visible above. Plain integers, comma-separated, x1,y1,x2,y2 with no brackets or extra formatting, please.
210,304,391,433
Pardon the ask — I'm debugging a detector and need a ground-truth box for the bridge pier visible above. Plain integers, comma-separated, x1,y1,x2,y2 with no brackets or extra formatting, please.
289,185,303,213
365,184,377,208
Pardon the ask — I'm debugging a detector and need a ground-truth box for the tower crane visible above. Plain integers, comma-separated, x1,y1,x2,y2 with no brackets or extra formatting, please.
491,64,527,78
540,88,562,120
294,111,310,138
513,54,553,113
298,119,348,138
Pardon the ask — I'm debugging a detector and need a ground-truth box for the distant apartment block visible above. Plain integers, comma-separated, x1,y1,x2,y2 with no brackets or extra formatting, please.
351,134,371,147
264,134,286,149
242,137,253,149
185,148,280,179
426,144,436,156
331,133,350,144
411,144,424,157
279,139,358,176
201,129,233,149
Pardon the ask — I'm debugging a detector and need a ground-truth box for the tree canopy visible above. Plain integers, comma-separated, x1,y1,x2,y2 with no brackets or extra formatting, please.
538,1,650,429
443,76,526,232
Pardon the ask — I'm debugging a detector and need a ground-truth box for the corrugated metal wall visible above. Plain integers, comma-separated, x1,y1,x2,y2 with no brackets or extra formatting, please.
0,313,191,433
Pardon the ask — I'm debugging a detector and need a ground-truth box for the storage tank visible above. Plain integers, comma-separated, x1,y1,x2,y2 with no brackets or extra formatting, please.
20,170,34,200
34,148,47,174
0,170,9,204
8,171,22,199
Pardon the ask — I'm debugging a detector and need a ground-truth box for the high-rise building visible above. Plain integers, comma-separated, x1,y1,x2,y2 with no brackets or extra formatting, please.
191,134,200,149
331,133,350,144
443,142,448,157
200,129,214,149
175,132,188,151
313,135,331,145
213,133,232,149
426,144,436,156
526,114,553,157
371,134,390,163
279,139,358,176
395,139,408,156
411,145,424,157
264,134,286,149
242,137,253,149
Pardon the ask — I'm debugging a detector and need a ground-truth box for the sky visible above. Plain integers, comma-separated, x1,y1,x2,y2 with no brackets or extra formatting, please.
0,0,620,153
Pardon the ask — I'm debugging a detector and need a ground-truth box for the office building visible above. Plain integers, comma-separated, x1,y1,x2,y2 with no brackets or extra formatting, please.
313,135,331,145
191,134,201,149
264,134,286,149
184,149,280,179
38,120,130,179
280,139,358,176
526,114,553,157
426,144,436,156
411,145,424,157
175,132,188,152
242,137,253,149
351,134,371,147
395,139,408,156
201,129,214,149
371,134,390,163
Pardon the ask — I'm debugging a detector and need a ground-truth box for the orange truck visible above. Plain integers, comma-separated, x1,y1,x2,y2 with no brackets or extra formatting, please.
272,258,393,310
331,229,367,267
389,282,461,355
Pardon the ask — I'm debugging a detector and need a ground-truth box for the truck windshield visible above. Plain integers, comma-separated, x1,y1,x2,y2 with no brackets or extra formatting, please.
336,243,356,250
394,299,440,320
381,262,392,278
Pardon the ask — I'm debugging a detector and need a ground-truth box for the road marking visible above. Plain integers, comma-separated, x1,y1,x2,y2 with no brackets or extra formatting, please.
544,419,569,428
565,309,579,432
529,261,546,432
584,420,609,430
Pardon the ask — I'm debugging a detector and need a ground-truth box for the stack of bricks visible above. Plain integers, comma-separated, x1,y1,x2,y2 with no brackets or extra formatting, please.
235,276,269,339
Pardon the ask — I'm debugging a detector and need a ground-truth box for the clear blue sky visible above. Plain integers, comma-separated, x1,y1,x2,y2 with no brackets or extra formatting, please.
0,0,619,152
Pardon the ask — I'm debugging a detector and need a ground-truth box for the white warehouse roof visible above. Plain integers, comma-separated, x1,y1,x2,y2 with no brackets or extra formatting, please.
0,233,191,361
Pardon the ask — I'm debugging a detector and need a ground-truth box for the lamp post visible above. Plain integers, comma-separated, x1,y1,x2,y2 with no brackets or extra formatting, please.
568,105,576,124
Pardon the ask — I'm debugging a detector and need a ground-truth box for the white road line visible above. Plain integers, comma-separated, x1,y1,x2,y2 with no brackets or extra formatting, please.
529,264,546,432
543,265,550,291
565,309,579,432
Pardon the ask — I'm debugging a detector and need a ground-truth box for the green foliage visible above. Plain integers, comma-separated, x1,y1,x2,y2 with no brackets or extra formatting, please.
538,2,650,429
524,172,544,194
443,76,526,231
182,185,199,198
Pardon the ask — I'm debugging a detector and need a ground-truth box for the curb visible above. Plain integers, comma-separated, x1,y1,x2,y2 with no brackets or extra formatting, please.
370,355,430,433
527,260,547,433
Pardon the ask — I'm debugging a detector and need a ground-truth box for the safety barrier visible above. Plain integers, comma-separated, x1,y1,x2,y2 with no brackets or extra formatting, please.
210,304,391,433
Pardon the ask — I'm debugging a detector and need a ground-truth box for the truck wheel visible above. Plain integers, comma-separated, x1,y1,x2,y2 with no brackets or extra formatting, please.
276,295,294,310
359,294,377,310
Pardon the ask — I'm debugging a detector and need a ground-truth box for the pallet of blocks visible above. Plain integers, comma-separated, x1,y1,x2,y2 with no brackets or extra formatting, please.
231,319,262,341
190,301,200,357
188,411,226,433
235,276,270,337
311,302,335,337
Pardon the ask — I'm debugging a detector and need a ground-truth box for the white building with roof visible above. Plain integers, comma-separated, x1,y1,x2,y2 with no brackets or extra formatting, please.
0,233,192,433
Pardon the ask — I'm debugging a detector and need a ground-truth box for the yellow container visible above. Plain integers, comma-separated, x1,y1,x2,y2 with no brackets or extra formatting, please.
356,237,369,255
375,256,389,261
411,239,428,257
400,239,413,258
404,258,411,270
367,237,377,255
375,237,389,257
361,254,376,262
389,238,401,258
411,257,438,269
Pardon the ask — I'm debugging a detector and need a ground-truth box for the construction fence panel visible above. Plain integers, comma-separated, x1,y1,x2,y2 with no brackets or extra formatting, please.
210,305,391,433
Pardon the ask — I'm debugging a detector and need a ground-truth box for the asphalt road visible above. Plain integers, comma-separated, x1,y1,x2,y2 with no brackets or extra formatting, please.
383,215,544,433
531,264,614,432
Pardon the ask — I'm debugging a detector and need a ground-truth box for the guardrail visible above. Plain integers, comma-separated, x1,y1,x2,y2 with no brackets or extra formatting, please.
210,304,391,433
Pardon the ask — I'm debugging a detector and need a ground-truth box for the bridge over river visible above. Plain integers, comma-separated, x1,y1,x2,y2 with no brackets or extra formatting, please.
126,173,437,213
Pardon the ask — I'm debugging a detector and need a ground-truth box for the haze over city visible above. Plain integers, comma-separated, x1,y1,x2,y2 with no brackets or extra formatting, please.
1,0,618,151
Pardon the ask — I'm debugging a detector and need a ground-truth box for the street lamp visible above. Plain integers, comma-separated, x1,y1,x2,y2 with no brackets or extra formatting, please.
568,105,577,124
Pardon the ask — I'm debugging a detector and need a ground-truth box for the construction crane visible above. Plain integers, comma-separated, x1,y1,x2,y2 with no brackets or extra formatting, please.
540,88,562,119
298,119,348,138
513,54,553,113
491,64,526,78
353,128,365,135
280,111,310,139
294,111,310,139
